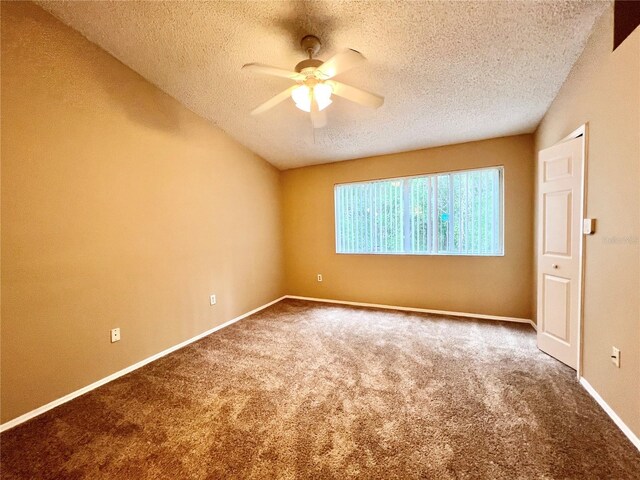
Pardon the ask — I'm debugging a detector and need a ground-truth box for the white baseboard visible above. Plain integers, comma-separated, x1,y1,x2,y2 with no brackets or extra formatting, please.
579,377,640,451
0,294,536,433
0,296,286,433
285,295,536,330
6,294,635,453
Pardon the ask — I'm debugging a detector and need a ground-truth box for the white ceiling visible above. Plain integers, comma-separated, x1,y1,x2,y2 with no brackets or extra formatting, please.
38,1,608,170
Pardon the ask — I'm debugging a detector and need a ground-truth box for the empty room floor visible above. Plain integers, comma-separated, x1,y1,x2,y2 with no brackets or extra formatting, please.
1,299,639,479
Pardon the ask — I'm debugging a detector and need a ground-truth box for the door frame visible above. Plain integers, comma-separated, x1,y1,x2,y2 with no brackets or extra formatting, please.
539,123,588,378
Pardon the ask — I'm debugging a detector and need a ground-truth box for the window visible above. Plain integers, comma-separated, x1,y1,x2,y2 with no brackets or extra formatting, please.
334,166,503,256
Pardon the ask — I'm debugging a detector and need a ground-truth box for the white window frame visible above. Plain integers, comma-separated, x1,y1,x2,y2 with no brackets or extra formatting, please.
334,166,505,256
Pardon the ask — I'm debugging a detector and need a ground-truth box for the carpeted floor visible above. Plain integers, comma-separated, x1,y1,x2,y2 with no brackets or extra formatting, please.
1,299,639,479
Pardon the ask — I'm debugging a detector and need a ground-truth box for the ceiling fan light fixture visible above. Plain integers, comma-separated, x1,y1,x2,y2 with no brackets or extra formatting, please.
291,83,332,112
291,85,311,111
314,83,333,110
243,36,383,127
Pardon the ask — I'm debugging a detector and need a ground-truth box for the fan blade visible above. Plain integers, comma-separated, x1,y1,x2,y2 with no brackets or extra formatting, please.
242,63,303,81
310,95,327,129
250,86,296,115
328,80,384,108
316,49,366,79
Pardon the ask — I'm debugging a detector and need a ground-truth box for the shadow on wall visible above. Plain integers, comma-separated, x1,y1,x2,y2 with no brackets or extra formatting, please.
22,2,186,134
87,50,185,134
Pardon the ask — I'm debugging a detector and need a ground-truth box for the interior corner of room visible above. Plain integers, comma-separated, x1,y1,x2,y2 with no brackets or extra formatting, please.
1,0,639,477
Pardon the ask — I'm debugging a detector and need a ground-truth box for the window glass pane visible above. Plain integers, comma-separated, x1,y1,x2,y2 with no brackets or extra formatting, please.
410,177,429,253
437,174,449,253
335,179,403,253
335,167,503,256
452,173,463,253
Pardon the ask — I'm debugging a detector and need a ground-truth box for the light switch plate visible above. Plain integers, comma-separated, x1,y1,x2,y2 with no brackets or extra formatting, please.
583,218,595,235
210,294,216,305
611,347,620,368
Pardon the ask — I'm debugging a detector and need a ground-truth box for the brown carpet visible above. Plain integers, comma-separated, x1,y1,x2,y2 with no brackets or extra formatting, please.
1,299,639,479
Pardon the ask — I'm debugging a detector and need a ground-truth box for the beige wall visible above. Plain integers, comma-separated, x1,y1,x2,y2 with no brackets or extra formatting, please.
282,135,534,319
0,2,284,423
535,7,639,436
4,0,636,441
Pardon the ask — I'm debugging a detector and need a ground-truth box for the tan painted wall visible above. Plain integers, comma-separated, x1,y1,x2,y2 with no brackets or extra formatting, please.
534,7,640,436
282,135,535,319
0,2,284,423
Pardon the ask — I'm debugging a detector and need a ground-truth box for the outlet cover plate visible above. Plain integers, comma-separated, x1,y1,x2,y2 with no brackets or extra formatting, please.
110,328,121,343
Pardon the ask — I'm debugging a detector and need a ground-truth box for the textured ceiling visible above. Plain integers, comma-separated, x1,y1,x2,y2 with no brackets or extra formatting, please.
37,1,608,169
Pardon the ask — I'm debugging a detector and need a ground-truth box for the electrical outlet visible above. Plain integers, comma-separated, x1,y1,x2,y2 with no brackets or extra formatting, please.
611,347,620,368
210,294,217,305
317,274,323,282
110,328,121,343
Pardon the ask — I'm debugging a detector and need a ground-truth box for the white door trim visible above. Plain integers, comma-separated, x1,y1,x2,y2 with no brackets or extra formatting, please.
542,123,588,378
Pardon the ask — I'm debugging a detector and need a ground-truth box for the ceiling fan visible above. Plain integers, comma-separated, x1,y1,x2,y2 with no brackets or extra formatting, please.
242,35,384,128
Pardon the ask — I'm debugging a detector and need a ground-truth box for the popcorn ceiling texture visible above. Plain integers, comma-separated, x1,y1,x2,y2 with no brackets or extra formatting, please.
38,1,609,169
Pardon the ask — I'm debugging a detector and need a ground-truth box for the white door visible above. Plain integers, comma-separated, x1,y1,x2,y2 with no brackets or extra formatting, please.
537,136,584,369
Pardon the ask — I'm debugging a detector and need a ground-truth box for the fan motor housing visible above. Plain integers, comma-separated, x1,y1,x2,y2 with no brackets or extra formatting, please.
295,58,323,73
